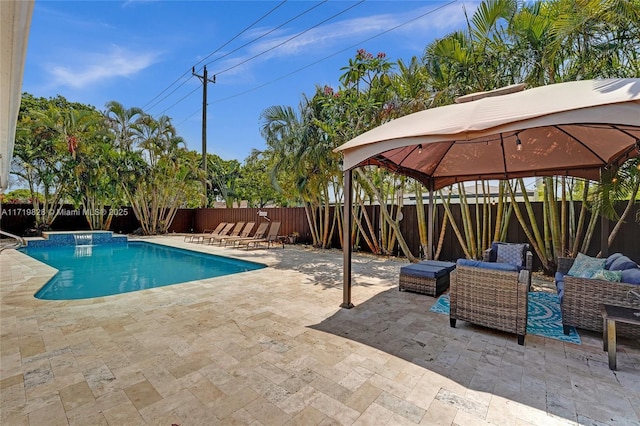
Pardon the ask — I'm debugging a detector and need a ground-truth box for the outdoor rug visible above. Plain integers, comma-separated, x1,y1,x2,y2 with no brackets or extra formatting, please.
429,291,582,344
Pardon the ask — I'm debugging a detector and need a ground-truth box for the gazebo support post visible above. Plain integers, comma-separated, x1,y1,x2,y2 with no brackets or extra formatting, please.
341,168,354,309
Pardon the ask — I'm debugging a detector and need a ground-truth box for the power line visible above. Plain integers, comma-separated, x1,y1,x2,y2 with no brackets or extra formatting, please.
159,0,353,118
209,1,456,105
146,1,330,117
213,0,365,76
159,86,200,117
144,75,196,114
141,0,288,112
171,1,457,135
202,0,328,71
174,108,202,128
194,0,289,73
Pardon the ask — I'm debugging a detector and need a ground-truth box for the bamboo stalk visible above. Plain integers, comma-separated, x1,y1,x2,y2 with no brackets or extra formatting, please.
439,189,471,259
415,182,429,258
355,168,416,261
572,181,590,257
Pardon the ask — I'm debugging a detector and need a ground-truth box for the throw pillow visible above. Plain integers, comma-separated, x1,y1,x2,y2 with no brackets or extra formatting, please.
605,253,624,269
567,253,606,278
621,268,640,285
609,255,638,271
591,269,622,282
496,243,525,268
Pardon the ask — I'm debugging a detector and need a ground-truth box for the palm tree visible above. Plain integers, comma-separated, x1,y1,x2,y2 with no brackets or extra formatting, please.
544,0,640,81
389,57,431,116
121,114,201,235
260,98,341,248
30,106,101,227
593,158,640,255
423,0,518,104
104,100,143,152
131,114,176,168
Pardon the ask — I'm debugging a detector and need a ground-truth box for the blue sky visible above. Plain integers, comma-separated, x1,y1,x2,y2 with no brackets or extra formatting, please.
23,0,474,163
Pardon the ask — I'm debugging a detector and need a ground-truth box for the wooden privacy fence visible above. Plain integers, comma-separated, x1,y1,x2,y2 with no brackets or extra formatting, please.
2,203,638,267
184,207,311,242
177,204,639,267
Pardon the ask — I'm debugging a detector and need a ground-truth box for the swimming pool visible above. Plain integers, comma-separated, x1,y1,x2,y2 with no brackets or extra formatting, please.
21,241,266,300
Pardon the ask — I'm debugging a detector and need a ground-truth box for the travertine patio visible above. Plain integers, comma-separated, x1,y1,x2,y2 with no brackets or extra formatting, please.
1,236,639,425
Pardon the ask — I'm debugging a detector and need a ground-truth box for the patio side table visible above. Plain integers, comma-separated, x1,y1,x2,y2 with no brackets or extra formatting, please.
600,304,640,370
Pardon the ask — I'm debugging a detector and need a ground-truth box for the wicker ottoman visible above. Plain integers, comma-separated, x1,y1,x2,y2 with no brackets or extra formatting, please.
399,261,456,297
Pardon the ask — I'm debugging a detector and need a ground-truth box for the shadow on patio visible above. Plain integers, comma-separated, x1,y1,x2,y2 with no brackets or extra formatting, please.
270,246,405,291
309,287,640,424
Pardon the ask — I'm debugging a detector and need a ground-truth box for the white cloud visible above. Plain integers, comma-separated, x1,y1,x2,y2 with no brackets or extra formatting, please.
257,2,469,54
210,1,469,77
48,46,160,89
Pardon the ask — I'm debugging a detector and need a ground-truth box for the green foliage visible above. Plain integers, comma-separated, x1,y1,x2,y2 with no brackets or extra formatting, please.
235,150,284,208
206,154,241,207
11,94,91,227
260,93,343,247
11,94,204,234
1,188,38,203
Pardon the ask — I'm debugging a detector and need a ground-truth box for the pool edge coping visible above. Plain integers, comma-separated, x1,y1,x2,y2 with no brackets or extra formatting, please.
9,238,276,305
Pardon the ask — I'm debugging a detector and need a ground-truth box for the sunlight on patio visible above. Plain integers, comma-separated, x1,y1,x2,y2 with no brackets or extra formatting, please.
1,236,638,425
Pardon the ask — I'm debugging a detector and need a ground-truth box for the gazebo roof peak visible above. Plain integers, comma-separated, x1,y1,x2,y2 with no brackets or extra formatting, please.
455,83,527,104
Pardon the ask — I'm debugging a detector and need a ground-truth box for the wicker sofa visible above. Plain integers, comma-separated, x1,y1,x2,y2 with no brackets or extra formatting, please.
556,255,640,339
450,243,532,345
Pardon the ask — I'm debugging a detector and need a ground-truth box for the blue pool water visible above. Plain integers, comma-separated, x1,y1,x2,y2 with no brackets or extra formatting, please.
21,242,266,300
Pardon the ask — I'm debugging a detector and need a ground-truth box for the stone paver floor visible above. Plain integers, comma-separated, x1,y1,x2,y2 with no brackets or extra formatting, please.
1,236,639,425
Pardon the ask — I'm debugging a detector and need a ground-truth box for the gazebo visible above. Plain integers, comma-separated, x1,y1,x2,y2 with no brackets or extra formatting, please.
334,78,640,308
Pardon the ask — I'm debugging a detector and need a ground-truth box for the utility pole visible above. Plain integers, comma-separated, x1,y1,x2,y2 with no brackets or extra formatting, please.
192,65,216,206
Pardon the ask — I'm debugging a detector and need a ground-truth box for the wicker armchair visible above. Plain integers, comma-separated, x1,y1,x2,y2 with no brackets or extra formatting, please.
450,265,530,345
558,257,640,339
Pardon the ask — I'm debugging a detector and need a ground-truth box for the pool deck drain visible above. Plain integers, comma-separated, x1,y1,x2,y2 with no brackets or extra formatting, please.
1,236,639,425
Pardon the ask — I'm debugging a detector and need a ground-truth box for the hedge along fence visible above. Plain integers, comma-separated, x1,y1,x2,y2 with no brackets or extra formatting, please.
2,202,638,268
0,204,140,235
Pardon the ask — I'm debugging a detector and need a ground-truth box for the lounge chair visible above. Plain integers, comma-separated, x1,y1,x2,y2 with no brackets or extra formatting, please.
204,222,244,245
186,222,227,243
210,222,253,246
241,221,284,250
225,222,269,247
193,222,234,244
218,222,255,246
